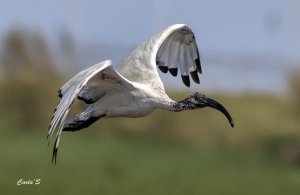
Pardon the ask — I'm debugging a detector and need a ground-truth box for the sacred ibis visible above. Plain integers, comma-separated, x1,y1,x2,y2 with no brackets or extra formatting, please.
48,24,234,163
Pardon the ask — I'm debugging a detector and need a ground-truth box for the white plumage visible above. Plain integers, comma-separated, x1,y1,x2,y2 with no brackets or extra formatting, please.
48,24,234,163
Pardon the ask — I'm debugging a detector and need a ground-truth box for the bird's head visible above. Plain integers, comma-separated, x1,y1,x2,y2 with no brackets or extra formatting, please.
182,92,234,127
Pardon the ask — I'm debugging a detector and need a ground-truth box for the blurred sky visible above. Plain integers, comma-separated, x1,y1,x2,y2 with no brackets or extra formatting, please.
1,0,300,92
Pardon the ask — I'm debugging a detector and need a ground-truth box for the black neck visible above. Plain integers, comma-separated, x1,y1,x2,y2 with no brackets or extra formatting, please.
172,98,197,111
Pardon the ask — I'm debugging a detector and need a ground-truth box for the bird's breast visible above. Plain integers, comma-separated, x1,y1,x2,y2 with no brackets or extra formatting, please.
92,90,155,118
106,100,155,118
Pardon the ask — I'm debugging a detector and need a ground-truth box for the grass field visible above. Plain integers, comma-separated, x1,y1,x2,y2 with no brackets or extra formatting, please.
1,94,300,194
1,134,300,195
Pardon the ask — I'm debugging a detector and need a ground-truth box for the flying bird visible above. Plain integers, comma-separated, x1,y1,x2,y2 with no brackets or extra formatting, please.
48,24,234,164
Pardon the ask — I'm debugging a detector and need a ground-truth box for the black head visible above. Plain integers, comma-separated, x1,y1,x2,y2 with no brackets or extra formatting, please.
184,92,234,127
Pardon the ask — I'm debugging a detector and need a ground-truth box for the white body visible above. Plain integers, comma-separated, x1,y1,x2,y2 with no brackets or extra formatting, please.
48,24,202,157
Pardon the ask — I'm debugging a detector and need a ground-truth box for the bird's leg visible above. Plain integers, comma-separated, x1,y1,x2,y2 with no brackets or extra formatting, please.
63,112,105,132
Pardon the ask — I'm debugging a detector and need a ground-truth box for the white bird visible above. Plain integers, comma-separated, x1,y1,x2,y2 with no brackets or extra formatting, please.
48,24,234,164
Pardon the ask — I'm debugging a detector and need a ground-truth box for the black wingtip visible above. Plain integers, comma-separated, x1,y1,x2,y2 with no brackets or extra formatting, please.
190,70,200,84
158,66,168,73
52,147,58,165
169,68,178,77
181,75,190,87
58,89,62,98
195,58,202,74
52,138,59,165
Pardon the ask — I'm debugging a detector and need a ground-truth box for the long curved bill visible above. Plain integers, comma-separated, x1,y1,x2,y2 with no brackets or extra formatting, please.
205,97,234,127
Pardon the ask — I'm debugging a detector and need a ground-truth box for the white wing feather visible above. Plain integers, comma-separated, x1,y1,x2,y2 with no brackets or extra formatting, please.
47,60,134,163
156,25,202,87
117,24,201,89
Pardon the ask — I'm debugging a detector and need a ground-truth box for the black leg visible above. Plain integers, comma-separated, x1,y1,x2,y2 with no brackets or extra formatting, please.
63,115,105,132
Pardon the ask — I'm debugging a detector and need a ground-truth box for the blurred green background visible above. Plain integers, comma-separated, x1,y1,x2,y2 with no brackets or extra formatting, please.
1,1,300,194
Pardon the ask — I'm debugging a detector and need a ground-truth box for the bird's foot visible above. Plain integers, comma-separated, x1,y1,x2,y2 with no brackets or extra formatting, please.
63,115,102,132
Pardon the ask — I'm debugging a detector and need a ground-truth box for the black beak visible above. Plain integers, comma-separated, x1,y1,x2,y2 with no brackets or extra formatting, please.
204,97,234,127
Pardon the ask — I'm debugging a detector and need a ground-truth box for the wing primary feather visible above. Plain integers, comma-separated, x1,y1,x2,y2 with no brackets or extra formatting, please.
190,70,200,84
52,137,58,165
52,108,70,165
158,66,168,73
184,46,196,73
48,104,65,140
188,42,198,59
58,89,62,98
195,58,201,74
158,39,172,67
195,49,202,74
169,68,178,76
181,75,190,87
157,37,171,59
167,41,180,69
178,45,188,76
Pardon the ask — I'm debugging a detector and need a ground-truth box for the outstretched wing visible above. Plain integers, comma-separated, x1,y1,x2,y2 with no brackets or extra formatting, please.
117,24,202,89
156,25,202,87
47,60,134,164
